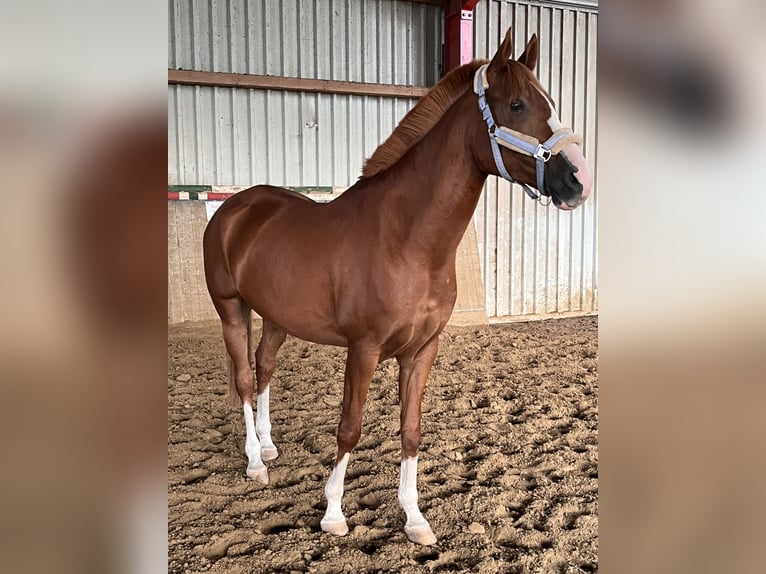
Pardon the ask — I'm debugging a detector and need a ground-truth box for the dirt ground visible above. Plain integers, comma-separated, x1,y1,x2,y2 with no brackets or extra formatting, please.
168,316,598,574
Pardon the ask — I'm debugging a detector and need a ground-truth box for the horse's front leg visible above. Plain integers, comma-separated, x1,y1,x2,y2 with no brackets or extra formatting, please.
397,336,439,545
320,343,379,536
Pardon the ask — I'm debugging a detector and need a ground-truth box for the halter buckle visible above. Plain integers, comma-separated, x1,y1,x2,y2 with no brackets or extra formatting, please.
534,145,552,162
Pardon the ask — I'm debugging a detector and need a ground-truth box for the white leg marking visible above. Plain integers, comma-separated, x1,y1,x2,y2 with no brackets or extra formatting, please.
243,403,268,484
256,386,278,461
321,453,350,536
399,456,437,545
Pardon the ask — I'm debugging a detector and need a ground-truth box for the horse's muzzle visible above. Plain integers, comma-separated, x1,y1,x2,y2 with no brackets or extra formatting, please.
546,150,592,210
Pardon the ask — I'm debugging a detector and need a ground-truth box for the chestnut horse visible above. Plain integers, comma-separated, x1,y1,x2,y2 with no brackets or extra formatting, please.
203,29,592,545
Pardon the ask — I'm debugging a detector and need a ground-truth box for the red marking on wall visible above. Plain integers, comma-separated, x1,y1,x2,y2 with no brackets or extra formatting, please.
444,1,481,73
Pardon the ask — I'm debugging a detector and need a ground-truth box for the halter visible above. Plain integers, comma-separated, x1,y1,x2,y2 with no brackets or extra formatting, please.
473,64,582,202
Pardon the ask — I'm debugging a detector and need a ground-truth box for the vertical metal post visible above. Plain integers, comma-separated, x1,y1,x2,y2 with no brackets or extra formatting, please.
444,0,481,73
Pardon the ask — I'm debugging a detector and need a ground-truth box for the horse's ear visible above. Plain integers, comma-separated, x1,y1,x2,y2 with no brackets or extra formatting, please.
487,27,513,82
518,34,539,72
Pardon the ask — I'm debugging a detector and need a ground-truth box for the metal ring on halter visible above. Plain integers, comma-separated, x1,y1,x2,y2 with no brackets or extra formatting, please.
521,184,540,201
534,145,552,162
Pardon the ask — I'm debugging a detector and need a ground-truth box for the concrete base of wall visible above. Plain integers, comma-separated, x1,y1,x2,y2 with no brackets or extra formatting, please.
168,201,217,323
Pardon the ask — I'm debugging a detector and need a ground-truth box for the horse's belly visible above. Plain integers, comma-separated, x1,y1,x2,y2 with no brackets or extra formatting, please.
235,257,347,347
264,309,348,348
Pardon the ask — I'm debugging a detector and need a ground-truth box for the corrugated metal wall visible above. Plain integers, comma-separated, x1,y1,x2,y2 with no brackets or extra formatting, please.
167,0,597,322
169,90,421,186
473,0,598,319
167,0,443,187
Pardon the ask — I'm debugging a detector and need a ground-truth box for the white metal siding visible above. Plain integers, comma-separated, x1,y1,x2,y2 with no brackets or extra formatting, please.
168,0,442,187
168,86,418,186
473,0,598,319
168,0,442,84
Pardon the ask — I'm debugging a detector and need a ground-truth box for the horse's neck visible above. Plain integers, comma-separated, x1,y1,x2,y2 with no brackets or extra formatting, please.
380,93,487,265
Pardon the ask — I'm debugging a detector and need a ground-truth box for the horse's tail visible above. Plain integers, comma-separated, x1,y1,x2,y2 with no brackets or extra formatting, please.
226,308,254,408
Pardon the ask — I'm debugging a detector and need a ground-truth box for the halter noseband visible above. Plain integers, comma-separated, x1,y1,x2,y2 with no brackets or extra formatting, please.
474,64,582,202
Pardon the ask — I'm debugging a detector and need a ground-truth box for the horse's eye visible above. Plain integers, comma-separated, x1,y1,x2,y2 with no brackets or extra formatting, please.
510,101,524,113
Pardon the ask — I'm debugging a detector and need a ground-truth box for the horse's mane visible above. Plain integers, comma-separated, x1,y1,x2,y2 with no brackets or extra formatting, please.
361,60,488,179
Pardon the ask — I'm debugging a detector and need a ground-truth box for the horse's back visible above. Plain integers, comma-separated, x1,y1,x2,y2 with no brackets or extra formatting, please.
206,184,313,242
209,185,310,227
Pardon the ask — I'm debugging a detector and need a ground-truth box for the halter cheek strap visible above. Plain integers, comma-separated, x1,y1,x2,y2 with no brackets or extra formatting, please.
474,64,582,202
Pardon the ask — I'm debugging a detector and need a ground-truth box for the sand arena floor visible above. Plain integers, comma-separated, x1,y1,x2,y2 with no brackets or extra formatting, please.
168,316,597,573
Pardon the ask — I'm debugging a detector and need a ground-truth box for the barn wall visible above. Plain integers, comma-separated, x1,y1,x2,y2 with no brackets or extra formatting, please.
167,0,598,325
472,0,598,319
168,0,442,83
168,0,443,187
169,88,420,187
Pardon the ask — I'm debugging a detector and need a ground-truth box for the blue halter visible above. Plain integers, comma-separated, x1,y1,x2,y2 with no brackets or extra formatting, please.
473,64,581,202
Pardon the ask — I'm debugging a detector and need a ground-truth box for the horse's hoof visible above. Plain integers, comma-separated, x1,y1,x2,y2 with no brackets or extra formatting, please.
261,445,279,462
246,465,269,484
320,519,349,536
405,523,437,545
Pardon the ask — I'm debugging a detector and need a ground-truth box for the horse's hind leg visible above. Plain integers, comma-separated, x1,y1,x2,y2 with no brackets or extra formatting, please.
321,343,379,536
216,296,268,484
396,336,440,545
254,320,286,461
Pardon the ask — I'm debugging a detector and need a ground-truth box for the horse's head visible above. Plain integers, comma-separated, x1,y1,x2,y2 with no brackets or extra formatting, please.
475,29,593,210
